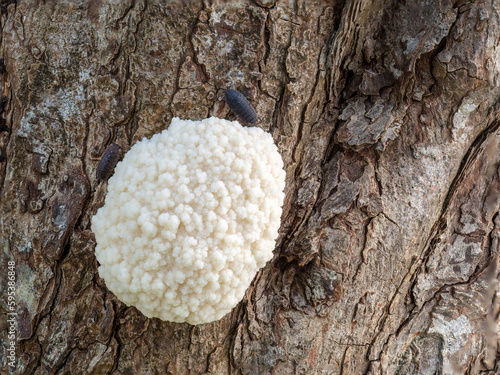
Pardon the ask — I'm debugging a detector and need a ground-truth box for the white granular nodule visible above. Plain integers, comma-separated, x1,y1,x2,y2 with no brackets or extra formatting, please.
92,117,285,325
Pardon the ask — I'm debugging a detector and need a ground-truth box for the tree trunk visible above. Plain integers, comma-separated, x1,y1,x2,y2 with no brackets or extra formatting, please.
1,0,499,374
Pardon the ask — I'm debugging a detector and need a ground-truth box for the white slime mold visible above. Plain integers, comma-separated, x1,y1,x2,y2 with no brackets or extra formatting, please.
92,117,285,324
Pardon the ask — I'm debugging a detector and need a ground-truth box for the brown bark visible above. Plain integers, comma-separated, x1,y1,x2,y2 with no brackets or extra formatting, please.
1,0,499,374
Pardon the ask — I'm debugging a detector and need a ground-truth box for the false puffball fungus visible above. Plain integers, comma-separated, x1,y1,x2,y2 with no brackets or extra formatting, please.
92,117,285,324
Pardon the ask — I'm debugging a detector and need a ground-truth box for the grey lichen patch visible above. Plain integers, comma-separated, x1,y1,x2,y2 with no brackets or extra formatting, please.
413,229,486,307
451,93,481,142
336,97,396,149
15,262,55,340
396,333,444,375
298,264,342,307
32,151,51,174
377,121,402,151
41,319,72,370
428,313,475,372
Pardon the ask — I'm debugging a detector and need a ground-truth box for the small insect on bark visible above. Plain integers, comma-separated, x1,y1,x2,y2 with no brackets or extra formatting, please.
96,143,122,182
224,89,259,125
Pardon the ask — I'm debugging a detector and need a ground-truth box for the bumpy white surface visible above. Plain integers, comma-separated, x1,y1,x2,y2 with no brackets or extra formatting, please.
92,117,285,324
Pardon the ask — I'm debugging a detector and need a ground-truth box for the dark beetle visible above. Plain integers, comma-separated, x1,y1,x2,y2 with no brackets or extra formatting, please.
96,143,122,182
224,89,258,125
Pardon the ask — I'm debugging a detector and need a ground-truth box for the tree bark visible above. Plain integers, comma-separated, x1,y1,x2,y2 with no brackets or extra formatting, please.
1,0,499,374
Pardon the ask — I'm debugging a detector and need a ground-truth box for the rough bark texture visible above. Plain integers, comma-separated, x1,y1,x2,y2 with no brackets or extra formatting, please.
1,0,499,374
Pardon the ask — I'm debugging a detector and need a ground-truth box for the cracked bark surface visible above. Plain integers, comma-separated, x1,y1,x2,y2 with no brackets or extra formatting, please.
1,0,499,374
